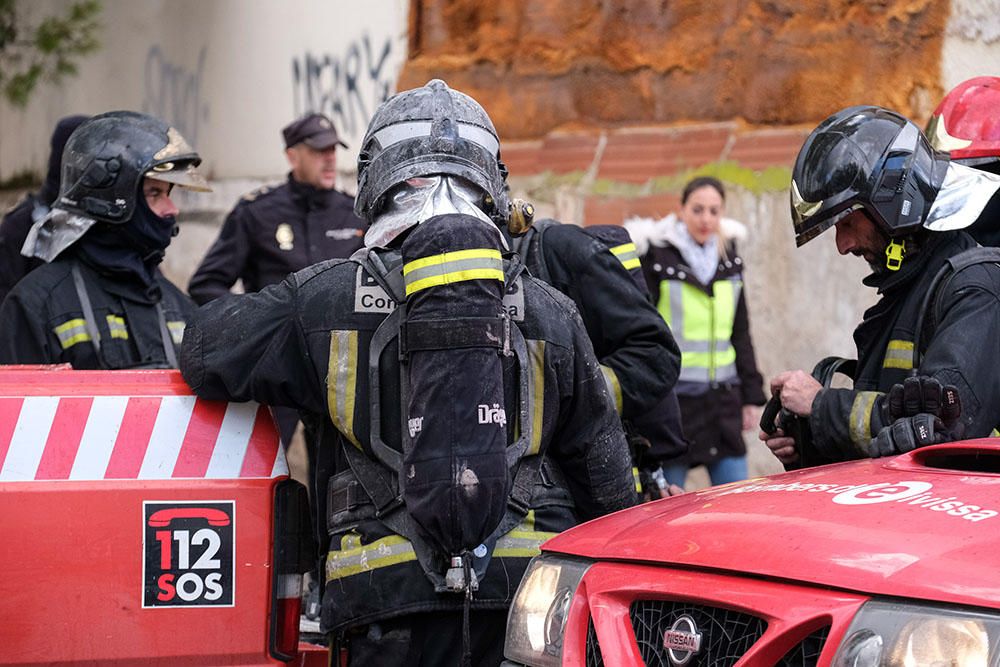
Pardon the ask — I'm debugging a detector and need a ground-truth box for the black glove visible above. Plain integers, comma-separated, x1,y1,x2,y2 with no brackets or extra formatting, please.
870,413,951,458
885,376,962,422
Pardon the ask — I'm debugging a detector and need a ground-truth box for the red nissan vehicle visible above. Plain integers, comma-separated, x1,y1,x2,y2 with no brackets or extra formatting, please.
504,440,1000,666
0,368,325,666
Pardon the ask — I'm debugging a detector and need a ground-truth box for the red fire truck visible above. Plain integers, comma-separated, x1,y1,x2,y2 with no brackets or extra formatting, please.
0,367,326,666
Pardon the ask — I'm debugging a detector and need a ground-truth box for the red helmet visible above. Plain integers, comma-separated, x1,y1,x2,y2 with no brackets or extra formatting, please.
926,76,1000,164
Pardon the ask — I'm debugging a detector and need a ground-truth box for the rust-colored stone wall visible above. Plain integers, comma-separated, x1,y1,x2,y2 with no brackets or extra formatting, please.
400,0,949,140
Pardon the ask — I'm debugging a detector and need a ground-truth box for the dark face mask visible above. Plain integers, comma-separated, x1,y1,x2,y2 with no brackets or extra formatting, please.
123,190,178,262
72,187,178,289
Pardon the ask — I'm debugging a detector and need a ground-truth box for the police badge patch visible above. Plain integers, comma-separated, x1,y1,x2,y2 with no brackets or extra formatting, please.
275,224,294,250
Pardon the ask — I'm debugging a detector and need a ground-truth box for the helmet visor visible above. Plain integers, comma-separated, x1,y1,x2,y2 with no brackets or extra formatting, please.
145,161,212,192
791,132,869,246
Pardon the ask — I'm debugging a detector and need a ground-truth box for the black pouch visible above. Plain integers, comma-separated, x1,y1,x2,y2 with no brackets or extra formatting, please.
399,214,511,556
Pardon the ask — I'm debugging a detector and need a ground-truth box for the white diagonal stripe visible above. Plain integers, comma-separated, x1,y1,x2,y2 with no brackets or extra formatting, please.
205,402,257,478
139,396,196,479
69,396,129,480
2,397,59,481
271,443,290,478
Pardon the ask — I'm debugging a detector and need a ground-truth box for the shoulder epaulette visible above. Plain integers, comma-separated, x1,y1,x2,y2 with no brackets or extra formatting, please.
240,183,278,203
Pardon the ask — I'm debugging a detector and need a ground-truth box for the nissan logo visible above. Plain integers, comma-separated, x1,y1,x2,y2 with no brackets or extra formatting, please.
663,614,703,665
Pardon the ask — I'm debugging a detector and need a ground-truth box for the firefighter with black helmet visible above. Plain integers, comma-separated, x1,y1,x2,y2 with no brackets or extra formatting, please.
179,79,636,666
761,105,1000,464
0,111,210,369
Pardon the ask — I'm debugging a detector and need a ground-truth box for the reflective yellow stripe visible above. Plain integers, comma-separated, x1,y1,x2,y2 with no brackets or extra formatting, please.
632,467,642,493
610,242,641,270
527,339,546,456
53,318,91,350
494,510,557,559
600,364,623,414
106,315,128,340
59,332,91,349
849,391,881,454
402,248,502,274
883,339,914,370
53,318,86,335
403,248,505,296
325,533,417,581
406,268,505,295
327,330,362,450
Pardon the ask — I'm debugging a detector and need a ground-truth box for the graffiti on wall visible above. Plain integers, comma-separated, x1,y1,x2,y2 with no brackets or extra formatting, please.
291,33,396,142
143,45,210,145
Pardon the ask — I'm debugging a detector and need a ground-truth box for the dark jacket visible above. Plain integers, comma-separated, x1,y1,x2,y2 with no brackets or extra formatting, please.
642,237,766,466
0,194,46,304
188,176,365,304
512,221,686,462
513,222,680,417
810,231,1000,460
179,239,636,631
0,256,194,369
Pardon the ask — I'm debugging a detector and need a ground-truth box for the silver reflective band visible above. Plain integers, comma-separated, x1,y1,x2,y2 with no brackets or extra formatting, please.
364,175,505,249
924,162,1000,232
372,120,500,156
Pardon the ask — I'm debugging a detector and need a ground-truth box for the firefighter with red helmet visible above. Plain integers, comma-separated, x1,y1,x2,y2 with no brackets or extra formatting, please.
761,105,1000,465
927,76,1000,246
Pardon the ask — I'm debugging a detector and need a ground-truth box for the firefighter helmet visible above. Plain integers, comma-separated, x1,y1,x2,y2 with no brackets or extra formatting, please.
58,111,210,225
926,76,1000,170
790,105,950,246
354,79,509,224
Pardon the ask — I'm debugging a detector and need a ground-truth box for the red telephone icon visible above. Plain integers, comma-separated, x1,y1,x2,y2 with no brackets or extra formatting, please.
148,507,231,527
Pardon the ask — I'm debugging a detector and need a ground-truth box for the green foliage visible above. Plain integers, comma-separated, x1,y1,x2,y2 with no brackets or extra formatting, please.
0,0,101,107
0,168,39,190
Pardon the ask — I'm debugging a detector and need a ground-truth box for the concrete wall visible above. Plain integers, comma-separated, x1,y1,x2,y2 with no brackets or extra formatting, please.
0,0,409,185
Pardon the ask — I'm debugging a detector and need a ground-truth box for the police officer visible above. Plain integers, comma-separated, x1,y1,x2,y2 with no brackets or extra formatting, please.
187,112,365,304
511,219,686,496
0,111,210,369
0,115,88,304
179,80,636,666
761,105,1000,464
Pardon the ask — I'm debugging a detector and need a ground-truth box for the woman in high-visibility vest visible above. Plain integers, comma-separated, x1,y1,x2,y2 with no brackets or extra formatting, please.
629,176,767,487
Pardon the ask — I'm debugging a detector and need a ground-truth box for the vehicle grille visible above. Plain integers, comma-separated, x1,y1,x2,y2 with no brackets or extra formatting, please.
586,619,605,667
628,600,766,667
776,626,830,667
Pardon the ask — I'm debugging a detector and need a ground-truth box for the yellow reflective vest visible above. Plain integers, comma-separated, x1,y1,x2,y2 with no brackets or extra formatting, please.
657,275,742,384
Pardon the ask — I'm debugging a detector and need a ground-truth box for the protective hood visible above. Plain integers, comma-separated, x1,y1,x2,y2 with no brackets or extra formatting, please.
21,206,98,262
364,174,507,250
923,162,1000,232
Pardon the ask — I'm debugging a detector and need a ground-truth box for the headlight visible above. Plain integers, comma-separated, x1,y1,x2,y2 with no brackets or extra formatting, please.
504,554,591,666
833,599,1000,666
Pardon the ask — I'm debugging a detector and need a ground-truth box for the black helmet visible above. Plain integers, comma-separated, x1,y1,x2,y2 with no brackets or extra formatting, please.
790,105,950,246
58,110,210,224
354,79,510,223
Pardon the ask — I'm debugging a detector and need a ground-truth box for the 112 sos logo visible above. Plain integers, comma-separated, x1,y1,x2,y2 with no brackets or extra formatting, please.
143,501,235,607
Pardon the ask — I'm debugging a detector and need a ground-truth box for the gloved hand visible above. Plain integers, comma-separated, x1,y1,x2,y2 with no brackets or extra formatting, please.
885,376,961,422
869,413,959,458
